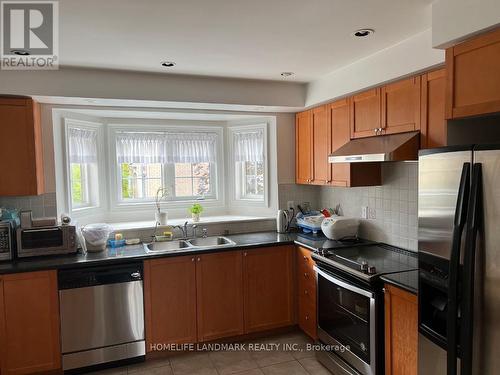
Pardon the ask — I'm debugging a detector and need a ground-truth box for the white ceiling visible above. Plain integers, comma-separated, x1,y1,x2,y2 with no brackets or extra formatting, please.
60,0,433,82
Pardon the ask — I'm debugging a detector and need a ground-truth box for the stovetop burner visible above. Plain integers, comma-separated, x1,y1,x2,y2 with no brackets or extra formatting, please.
313,243,418,281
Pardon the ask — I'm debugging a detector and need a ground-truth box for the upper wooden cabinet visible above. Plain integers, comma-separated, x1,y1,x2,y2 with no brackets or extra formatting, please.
0,271,61,375
421,69,447,149
350,88,382,139
382,77,421,135
446,27,500,119
144,256,198,349
384,284,418,375
243,246,295,333
295,110,313,184
311,105,331,185
0,97,44,196
196,251,244,342
329,99,381,187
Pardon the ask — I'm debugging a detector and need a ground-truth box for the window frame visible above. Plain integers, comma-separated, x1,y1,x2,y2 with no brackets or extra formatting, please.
228,123,269,207
63,119,105,215
108,124,224,212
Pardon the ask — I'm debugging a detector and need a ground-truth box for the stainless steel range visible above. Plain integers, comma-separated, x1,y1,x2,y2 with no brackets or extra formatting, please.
312,243,417,375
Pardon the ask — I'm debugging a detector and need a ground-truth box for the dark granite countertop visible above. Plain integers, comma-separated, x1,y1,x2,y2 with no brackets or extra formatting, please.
0,231,298,275
380,270,419,294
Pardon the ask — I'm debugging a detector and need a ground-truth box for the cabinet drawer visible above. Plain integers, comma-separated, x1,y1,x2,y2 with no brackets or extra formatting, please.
298,293,317,339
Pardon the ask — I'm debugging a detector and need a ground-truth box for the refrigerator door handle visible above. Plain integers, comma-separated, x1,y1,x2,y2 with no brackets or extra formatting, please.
460,163,483,375
447,162,471,375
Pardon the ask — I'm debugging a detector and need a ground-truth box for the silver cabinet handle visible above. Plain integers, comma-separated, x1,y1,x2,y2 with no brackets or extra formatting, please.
243,252,247,257
197,257,201,262
191,257,195,262
305,315,309,321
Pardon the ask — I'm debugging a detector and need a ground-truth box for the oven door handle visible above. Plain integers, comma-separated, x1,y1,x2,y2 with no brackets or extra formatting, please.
314,265,374,299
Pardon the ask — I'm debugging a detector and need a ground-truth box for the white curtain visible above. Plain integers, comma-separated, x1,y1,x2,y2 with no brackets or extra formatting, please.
234,129,264,162
68,127,98,164
116,132,166,164
165,133,217,163
116,131,216,164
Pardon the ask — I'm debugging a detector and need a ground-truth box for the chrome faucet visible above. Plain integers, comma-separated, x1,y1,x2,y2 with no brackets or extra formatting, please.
172,221,189,239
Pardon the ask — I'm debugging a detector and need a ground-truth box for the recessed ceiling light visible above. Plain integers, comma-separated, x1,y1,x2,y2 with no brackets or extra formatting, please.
161,61,176,67
11,49,30,56
352,29,375,38
280,72,294,77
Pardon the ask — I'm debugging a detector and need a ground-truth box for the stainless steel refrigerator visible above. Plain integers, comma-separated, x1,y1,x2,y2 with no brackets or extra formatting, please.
418,145,500,375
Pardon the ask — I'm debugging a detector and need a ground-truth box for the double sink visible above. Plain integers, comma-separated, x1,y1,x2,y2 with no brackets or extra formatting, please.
144,236,236,253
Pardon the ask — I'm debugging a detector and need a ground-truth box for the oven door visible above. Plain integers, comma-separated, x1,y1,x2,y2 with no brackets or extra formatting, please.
315,265,376,375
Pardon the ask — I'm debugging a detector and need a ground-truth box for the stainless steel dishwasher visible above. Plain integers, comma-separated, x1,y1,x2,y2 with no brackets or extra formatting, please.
58,263,145,371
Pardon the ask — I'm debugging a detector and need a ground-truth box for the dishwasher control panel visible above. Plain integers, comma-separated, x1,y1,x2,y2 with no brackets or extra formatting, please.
58,262,143,289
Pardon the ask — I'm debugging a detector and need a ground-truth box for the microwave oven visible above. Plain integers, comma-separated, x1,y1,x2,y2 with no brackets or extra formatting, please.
0,220,16,261
16,225,77,258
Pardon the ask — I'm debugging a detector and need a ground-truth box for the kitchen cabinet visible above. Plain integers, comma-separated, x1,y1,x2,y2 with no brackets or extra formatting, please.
311,105,331,185
384,284,417,375
381,77,421,135
295,110,313,184
0,97,44,196
196,251,244,341
421,69,447,149
446,27,500,119
296,246,317,339
144,257,197,349
0,271,61,375
350,88,382,139
243,246,295,333
329,99,382,187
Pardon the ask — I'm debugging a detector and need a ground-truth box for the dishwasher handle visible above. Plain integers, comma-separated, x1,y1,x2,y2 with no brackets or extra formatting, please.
58,262,143,289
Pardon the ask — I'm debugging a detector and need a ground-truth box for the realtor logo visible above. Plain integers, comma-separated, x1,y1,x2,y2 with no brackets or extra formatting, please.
1,1,58,70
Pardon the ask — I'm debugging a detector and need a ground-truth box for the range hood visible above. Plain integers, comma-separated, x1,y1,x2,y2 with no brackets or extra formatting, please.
328,131,420,163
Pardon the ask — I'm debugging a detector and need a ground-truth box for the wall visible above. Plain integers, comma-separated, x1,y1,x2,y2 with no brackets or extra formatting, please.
432,0,500,48
318,162,418,251
305,29,444,107
0,67,306,109
0,193,57,219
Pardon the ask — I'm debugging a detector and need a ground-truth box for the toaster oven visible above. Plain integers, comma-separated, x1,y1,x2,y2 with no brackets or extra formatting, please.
16,225,77,258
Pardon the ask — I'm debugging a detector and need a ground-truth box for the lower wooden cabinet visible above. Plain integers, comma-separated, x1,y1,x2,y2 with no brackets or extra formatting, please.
384,284,418,375
145,246,295,349
0,271,61,375
144,256,198,350
196,252,244,342
243,246,295,333
296,246,317,339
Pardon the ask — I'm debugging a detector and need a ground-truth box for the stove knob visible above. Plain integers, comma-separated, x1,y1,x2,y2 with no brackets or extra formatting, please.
367,266,377,275
360,261,368,272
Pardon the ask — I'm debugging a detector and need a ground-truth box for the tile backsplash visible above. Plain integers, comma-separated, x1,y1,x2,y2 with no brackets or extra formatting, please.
318,162,418,251
0,192,57,219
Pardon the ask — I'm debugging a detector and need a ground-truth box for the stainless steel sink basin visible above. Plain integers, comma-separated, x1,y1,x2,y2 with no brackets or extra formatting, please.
144,240,191,252
186,236,236,248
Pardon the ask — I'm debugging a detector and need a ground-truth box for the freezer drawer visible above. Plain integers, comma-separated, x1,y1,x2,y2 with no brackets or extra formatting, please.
59,280,144,354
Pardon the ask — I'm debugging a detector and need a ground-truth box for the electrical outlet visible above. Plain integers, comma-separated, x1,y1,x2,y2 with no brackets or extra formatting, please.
287,201,295,210
361,206,368,219
368,207,376,220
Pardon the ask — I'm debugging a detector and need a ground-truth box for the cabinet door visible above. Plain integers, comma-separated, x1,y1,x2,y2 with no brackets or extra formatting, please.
384,284,417,375
296,110,313,184
421,69,447,149
446,28,500,119
0,98,44,196
350,89,382,139
196,251,244,342
311,105,331,185
329,99,351,186
243,246,295,333
144,257,197,350
0,271,60,375
296,247,317,339
381,77,421,135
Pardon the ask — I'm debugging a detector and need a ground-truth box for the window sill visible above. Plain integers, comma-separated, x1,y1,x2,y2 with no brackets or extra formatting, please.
109,215,276,232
